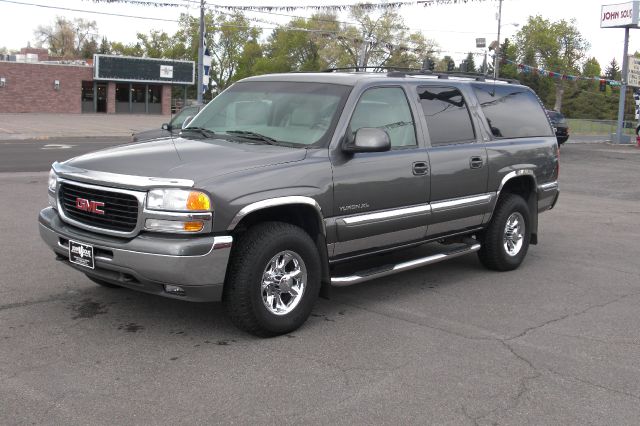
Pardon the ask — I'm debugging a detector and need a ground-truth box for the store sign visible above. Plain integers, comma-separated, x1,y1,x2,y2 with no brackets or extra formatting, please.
601,2,639,28
627,55,640,87
94,55,195,85
160,65,173,79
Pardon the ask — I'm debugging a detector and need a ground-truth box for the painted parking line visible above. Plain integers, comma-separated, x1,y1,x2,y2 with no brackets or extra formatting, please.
41,144,75,150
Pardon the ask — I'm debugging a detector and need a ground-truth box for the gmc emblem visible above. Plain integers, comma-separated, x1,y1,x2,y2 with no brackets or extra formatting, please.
76,197,105,215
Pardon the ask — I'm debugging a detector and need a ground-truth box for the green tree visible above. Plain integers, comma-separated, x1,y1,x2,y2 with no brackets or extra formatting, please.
326,6,437,70
604,58,621,80
98,37,111,54
175,12,261,90
34,16,98,58
463,52,476,73
109,41,144,57
582,57,601,78
497,38,518,79
515,16,589,112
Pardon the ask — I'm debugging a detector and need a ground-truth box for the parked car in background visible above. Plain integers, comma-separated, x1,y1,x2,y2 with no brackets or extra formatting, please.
546,110,569,144
132,105,201,142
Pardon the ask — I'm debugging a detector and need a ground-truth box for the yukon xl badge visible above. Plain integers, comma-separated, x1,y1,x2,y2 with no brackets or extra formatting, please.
339,203,370,213
75,197,105,215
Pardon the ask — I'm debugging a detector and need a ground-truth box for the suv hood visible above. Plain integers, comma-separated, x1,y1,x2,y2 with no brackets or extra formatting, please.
63,137,307,185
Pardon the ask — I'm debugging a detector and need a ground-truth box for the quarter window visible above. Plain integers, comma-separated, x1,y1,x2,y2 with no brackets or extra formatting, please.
349,87,417,148
472,84,554,139
417,86,475,146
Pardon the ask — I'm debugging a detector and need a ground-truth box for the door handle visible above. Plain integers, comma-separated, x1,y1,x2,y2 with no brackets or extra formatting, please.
469,156,484,169
412,161,429,175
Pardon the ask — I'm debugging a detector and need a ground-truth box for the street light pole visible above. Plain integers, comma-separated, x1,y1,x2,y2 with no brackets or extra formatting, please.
196,0,205,105
493,0,503,80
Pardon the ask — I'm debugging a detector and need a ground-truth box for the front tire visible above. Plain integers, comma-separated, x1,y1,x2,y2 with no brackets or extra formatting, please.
223,222,321,337
478,193,531,271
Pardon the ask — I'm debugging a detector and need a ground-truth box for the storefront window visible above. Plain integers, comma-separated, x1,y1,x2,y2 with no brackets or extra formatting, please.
148,85,162,113
131,84,146,113
81,81,93,113
115,83,129,113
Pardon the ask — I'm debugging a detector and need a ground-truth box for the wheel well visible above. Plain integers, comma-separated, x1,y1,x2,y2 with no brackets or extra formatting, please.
500,176,535,201
231,204,332,295
499,176,538,243
232,204,322,239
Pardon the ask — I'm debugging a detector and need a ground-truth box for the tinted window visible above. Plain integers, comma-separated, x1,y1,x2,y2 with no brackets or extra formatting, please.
417,86,475,146
349,87,417,148
473,84,554,139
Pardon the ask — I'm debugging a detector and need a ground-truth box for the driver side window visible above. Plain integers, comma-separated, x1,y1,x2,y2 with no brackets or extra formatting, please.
349,87,417,148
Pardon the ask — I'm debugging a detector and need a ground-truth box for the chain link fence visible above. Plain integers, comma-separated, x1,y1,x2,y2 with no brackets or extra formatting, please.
566,119,638,138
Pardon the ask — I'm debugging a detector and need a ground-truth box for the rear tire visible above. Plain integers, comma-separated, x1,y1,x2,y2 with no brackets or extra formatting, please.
223,222,321,337
478,193,531,271
86,275,121,288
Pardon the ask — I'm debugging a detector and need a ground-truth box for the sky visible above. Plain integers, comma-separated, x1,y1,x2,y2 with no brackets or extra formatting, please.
0,0,636,71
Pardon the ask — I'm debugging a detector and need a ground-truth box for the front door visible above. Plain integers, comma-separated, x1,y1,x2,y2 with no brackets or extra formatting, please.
331,86,430,257
96,83,107,113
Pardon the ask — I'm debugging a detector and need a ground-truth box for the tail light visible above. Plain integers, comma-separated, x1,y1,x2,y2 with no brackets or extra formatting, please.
556,144,560,178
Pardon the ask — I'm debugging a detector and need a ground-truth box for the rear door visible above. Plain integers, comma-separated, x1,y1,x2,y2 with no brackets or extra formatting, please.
415,85,490,237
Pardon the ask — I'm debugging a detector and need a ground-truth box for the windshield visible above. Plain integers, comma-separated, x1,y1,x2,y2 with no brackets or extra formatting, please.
186,81,351,147
170,106,200,128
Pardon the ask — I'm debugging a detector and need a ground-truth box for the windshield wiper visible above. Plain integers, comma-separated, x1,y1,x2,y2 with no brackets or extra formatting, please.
225,130,278,145
180,127,216,138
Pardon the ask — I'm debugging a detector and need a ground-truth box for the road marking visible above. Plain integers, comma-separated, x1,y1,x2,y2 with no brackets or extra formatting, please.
41,144,75,150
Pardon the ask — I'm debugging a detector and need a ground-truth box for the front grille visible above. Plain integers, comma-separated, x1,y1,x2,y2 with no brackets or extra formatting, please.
59,182,139,233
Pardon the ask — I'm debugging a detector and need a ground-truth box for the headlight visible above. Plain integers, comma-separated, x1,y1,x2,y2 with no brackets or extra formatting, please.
47,169,58,208
146,189,211,212
48,169,57,192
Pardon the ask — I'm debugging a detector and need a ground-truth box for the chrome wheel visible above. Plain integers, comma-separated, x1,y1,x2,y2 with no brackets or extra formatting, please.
503,212,525,256
261,250,307,316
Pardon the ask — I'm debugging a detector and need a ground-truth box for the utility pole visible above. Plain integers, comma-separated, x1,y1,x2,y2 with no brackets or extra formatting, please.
196,0,205,105
615,27,630,144
493,0,503,80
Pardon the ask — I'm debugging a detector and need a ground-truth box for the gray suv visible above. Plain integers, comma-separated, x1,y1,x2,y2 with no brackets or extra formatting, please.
40,71,559,336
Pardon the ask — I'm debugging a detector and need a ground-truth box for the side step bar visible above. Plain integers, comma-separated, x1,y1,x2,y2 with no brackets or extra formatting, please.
331,243,481,287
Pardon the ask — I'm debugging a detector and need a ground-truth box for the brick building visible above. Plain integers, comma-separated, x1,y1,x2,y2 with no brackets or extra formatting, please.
0,53,194,114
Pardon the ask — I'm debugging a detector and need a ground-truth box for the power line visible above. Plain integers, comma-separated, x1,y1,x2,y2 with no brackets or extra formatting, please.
0,0,181,22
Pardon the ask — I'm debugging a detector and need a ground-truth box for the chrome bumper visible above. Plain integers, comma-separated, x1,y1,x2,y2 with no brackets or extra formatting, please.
38,207,232,302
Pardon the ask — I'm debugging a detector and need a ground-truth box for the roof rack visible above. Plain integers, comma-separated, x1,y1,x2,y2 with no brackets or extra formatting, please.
323,66,423,73
322,66,519,84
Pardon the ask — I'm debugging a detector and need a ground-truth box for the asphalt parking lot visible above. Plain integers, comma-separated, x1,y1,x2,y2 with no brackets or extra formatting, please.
1,142,639,425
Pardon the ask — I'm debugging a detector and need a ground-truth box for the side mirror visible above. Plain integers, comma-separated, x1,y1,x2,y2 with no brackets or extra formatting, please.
161,123,171,131
181,116,193,130
342,127,391,153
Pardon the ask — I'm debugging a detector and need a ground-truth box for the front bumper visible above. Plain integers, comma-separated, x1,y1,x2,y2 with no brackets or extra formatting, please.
39,207,232,302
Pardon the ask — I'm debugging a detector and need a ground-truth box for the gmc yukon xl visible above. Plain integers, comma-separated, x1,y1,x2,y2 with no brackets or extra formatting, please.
39,71,559,336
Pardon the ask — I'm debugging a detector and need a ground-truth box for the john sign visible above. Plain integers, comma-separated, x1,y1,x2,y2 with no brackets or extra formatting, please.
601,1,640,28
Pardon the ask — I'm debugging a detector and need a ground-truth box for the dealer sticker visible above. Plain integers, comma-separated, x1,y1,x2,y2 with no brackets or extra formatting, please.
68,240,95,269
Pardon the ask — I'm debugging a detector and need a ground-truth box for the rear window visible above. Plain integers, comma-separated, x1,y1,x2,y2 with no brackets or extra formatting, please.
472,84,554,139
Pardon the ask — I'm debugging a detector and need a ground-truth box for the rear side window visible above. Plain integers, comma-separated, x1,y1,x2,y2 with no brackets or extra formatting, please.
417,86,475,146
473,84,554,139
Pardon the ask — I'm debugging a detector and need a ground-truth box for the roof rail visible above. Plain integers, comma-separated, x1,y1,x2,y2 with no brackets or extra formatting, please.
323,66,423,73
321,67,520,84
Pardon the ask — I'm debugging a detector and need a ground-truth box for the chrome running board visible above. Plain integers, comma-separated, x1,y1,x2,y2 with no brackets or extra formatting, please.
330,243,481,287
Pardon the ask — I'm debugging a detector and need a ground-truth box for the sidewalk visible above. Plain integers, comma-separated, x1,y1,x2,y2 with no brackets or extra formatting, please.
0,113,171,140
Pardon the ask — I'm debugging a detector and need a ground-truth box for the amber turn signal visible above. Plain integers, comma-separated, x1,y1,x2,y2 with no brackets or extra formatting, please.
187,191,211,211
183,220,204,232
